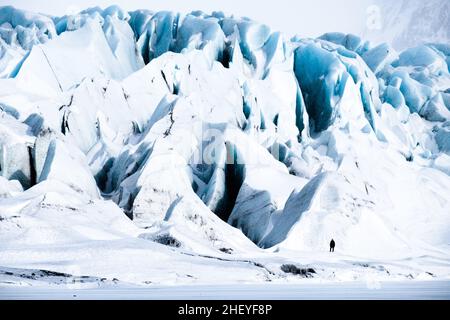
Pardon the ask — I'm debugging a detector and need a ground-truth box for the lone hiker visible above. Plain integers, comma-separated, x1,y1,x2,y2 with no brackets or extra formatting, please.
330,239,336,252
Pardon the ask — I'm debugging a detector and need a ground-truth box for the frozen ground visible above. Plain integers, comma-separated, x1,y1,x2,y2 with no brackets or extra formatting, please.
1,282,449,300
0,238,449,291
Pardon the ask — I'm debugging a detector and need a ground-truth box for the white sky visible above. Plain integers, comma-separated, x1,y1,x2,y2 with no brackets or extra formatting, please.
1,0,373,38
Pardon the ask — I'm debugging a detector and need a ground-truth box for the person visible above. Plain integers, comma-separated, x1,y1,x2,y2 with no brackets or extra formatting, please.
330,239,336,252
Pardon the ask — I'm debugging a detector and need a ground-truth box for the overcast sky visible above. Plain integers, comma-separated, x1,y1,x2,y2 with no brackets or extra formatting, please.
1,0,373,38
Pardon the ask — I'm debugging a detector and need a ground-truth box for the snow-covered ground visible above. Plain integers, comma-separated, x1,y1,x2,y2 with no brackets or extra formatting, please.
1,237,449,289
0,5,449,298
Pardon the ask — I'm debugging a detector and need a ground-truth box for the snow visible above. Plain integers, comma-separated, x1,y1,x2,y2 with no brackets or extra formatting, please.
0,5,449,294
35,135,100,199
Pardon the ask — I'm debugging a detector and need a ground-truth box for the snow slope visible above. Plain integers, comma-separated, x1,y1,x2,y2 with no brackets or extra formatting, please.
0,5,449,289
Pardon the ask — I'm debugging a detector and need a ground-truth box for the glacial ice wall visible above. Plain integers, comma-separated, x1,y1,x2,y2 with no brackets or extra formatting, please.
0,5,449,257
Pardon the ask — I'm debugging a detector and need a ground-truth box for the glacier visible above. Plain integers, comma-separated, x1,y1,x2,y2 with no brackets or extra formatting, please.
0,5,449,289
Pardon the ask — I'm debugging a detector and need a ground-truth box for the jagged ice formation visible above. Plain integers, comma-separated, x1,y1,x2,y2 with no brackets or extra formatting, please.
0,5,449,284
